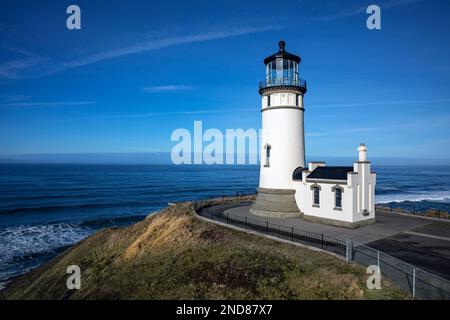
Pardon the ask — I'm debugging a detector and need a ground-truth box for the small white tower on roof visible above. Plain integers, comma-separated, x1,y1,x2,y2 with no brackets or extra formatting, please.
250,41,307,218
354,143,373,217
358,143,368,162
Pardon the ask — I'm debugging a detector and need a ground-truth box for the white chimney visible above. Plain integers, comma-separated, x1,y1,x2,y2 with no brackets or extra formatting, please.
358,143,367,162
308,162,326,172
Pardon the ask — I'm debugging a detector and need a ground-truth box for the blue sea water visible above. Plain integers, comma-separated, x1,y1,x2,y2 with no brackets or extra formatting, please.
1,164,450,289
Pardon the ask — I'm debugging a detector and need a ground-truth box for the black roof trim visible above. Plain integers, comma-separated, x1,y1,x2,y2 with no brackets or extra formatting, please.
263,40,301,65
307,166,354,181
292,166,307,180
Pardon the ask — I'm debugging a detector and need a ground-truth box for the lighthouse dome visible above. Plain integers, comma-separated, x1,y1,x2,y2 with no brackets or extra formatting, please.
263,40,301,65
260,40,306,94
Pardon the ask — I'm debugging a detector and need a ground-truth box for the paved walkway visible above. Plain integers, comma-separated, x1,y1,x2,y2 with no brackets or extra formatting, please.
223,204,431,245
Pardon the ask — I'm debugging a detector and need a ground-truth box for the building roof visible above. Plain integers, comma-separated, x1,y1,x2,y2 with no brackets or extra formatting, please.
263,40,301,65
307,166,354,181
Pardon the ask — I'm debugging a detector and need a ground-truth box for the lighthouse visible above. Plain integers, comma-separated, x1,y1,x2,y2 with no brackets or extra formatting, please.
250,41,307,218
249,41,376,227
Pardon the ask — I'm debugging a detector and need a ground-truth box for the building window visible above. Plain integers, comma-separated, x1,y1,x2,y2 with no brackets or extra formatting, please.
332,186,344,211
267,95,271,107
264,143,271,167
296,94,299,106
313,187,320,206
310,184,321,207
335,188,342,208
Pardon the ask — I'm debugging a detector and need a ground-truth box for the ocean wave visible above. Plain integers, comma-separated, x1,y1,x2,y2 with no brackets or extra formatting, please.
79,214,146,228
376,192,450,204
0,223,92,285
0,223,91,261
0,201,152,216
0,213,149,288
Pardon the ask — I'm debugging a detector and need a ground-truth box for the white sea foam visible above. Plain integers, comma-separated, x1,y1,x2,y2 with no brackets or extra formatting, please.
376,192,450,204
0,223,93,289
0,223,91,272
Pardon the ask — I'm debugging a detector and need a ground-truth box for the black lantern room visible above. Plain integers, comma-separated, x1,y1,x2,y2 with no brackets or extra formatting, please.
259,40,307,94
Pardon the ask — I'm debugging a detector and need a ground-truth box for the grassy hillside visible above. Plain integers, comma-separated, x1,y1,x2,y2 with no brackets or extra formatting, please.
1,202,407,299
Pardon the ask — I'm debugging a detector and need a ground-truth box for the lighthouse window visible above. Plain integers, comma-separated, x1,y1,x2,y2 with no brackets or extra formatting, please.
264,144,271,167
296,94,299,106
267,95,271,107
276,59,283,83
313,187,320,205
335,188,342,208
283,60,289,81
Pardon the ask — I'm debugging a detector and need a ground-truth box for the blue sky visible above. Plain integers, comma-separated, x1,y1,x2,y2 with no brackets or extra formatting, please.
1,0,450,162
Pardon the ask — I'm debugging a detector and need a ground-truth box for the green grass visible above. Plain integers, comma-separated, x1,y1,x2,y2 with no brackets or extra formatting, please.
0,202,407,300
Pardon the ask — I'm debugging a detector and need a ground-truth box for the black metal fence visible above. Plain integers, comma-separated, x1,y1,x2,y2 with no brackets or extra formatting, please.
196,201,347,257
376,204,449,220
193,196,450,299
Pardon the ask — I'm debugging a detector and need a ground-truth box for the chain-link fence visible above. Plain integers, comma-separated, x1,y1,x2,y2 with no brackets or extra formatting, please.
194,195,450,300
352,244,450,299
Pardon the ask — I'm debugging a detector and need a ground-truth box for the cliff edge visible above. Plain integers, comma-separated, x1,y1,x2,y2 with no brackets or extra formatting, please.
0,202,406,299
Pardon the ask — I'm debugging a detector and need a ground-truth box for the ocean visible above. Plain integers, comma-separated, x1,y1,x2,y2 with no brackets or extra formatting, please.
1,164,450,289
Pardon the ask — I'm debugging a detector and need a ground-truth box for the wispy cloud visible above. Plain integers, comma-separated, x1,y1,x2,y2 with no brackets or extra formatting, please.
143,85,194,93
0,57,48,80
62,25,281,69
0,101,96,108
309,98,450,109
1,45,35,57
63,107,258,121
0,24,281,81
306,127,379,137
309,0,423,23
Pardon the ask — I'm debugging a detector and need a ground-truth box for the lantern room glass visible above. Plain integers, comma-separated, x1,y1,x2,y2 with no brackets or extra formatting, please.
266,58,298,86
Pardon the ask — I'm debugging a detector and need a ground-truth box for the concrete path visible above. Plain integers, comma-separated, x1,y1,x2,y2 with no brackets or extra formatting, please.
223,204,431,245
404,231,450,242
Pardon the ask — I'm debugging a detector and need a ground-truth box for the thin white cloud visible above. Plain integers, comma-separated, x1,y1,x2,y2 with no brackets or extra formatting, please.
62,25,281,68
1,45,35,57
0,101,96,108
62,107,258,121
143,85,194,93
309,0,423,23
0,57,48,80
309,98,450,109
0,24,281,81
306,127,379,137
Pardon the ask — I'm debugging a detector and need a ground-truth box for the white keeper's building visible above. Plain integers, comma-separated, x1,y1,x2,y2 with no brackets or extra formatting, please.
250,41,376,228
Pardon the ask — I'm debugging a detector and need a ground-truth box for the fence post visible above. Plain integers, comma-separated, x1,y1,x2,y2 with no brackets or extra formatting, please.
321,234,324,249
412,267,416,299
226,212,229,224
377,251,380,269
345,238,353,262
291,227,294,241
210,207,213,220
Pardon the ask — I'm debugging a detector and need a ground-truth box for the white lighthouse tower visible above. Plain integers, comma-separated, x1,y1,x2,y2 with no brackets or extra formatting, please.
250,41,307,218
